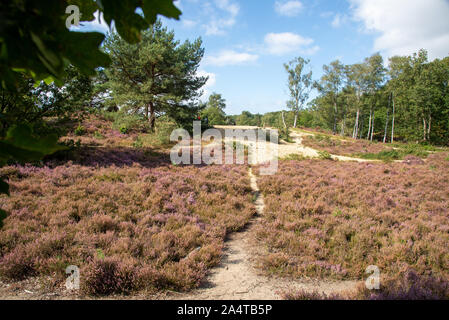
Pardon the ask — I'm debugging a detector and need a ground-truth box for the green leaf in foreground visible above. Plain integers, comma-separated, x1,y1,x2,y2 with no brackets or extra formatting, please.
2,124,65,160
0,178,9,196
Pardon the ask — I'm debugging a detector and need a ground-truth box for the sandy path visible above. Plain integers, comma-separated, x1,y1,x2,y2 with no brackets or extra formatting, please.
168,167,358,300
212,126,385,163
286,131,384,162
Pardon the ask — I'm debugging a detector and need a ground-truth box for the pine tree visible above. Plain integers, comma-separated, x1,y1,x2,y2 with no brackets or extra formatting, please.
104,20,208,131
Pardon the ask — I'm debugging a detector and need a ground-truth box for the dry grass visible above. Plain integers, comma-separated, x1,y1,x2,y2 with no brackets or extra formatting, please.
255,153,449,289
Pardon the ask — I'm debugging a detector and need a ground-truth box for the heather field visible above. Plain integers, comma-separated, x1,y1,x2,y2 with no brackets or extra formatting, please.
1,114,449,299
254,153,449,298
0,118,255,296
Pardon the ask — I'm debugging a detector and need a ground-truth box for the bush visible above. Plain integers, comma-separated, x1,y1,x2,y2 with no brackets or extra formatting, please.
119,126,128,135
110,112,150,134
357,150,401,161
93,131,104,139
318,150,333,160
281,154,308,161
133,122,178,148
81,257,137,295
74,124,86,136
0,247,35,280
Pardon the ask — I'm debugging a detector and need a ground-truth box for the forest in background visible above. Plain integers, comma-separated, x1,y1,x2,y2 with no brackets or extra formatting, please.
207,50,449,146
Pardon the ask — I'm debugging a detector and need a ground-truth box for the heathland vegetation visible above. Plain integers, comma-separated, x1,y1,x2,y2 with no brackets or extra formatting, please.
1,0,449,300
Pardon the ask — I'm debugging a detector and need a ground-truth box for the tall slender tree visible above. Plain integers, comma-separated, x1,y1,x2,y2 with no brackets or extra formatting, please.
347,63,368,139
364,53,386,141
284,57,313,128
316,60,345,134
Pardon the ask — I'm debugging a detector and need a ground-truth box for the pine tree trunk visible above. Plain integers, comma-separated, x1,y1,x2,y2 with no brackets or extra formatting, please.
149,102,156,131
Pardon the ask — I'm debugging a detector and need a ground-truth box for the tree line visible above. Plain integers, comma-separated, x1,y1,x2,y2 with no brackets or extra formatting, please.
285,50,449,145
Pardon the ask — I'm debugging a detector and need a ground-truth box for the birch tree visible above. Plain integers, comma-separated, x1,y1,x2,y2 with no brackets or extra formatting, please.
316,60,346,134
364,54,386,141
284,57,313,128
347,63,368,139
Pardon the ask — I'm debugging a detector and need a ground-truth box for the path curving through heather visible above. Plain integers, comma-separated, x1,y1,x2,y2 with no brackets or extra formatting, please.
286,130,385,162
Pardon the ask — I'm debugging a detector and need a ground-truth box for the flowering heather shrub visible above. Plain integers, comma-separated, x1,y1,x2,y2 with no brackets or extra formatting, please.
282,289,341,300
283,271,449,300
255,153,449,286
0,162,254,295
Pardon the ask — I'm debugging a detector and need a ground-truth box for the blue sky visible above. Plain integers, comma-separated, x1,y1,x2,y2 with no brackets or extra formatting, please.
78,0,449,115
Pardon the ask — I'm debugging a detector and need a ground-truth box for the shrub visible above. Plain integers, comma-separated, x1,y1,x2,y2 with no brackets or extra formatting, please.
357,149,401,161
74,124,86,136
351,271,449,300
112,112,149,134
318,150,332,160
133,122,178,148
93,131,104,139
282,289,341,300
0,247,35,280
81,257,137,295
281,154,308,161
119,126,128,135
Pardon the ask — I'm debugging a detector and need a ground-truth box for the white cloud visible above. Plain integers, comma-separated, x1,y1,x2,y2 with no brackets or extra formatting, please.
203,0,240,36
197,70,216,98
204,50,259,66
349,0,449,59
182,19,197,28
331,13,348,28
264,32,319,55
275,1,304,17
